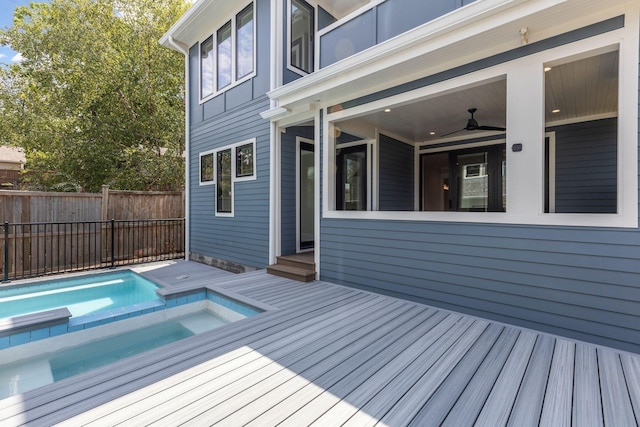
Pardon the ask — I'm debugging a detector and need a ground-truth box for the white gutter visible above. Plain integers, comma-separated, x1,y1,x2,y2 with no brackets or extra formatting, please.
167,36,191,261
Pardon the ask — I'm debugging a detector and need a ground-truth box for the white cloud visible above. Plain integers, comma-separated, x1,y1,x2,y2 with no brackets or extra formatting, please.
11,53,23,62
0,54,5,59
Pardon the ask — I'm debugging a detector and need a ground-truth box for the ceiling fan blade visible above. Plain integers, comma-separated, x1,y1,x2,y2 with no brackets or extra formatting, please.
440,128,466,137
476,125,506,131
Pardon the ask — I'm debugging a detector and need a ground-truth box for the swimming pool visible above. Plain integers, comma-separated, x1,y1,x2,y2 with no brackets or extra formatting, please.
0,271,160,319
0,299,257,400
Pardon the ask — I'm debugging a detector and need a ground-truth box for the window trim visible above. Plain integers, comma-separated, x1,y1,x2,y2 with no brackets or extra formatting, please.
199,150,215,186
211,138,257,217
235,139,256,181
199,1,256,103
216,148,234,216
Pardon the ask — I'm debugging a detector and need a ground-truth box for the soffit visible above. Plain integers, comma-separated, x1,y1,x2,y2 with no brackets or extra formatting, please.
160,0,245,49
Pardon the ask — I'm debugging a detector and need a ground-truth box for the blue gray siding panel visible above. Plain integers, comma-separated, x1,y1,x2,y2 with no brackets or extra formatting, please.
320,220,640,352
190,97,271,268
318,6,336,31
550,118,617,214
379,134,414,211
188,0,271,269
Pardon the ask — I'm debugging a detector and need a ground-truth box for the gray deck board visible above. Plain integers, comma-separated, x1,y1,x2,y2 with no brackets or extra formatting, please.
0,261,638,426
572,344,604,427
441,327,520,426
69,295,401,426
308,316,477,426
621,352,640,422
599,348,637,426
88,296,404,426
540,339,575,427
474,330,538,426
507,334,555,426
408,323,504,426
246,308,447,426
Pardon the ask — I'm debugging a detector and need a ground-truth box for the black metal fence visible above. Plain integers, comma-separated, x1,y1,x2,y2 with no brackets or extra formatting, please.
1,219,185,282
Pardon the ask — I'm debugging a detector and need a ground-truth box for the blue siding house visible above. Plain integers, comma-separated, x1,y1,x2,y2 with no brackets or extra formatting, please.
162,0,640,352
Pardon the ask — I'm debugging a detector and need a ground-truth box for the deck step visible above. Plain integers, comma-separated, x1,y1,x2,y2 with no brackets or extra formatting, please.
266,263,316,282
275,254,315,271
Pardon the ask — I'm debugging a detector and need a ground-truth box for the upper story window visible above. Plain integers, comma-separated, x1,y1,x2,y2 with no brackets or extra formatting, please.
289,0,314,74
200,2,255,101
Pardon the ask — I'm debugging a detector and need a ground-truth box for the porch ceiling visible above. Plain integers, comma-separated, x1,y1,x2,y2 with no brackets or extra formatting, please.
337,50,618,144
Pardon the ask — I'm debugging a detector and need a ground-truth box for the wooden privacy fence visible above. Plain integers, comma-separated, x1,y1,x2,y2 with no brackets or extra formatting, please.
0,187,185,281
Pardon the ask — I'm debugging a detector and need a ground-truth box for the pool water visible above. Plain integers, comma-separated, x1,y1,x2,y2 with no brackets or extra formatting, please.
0,307,230,399
0,272,160,319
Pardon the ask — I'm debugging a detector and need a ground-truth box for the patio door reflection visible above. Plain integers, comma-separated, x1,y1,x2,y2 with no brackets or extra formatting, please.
299,141,314,250
336,145,367,210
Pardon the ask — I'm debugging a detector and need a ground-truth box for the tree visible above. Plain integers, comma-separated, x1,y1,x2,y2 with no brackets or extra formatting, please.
0,0,189,192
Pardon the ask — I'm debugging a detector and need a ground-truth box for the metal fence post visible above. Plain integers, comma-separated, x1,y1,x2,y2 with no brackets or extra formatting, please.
3,222,9,282
110,219,115,269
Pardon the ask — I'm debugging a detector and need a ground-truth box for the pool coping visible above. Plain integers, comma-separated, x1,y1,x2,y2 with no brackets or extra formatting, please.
0,308,72,338
0,267,274,350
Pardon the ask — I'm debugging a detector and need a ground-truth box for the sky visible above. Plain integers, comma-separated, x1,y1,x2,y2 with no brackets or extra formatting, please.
0,0,48,65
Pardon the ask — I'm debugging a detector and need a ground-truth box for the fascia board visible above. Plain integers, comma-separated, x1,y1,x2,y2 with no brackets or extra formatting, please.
160,0,241,50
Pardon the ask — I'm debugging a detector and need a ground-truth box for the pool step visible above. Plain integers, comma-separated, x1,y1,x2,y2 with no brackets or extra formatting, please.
267,253,316,282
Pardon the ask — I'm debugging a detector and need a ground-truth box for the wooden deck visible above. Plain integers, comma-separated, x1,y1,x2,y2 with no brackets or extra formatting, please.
1,261,639,426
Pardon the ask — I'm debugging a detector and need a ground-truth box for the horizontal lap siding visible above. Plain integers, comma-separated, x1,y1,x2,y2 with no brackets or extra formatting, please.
551,119,617,213
190,96,271,268
320,219,640,352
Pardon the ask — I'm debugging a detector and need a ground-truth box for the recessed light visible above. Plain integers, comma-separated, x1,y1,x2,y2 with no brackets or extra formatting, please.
429,132,436,135
552,109,560,113
384,108,391,113
544,66,552,72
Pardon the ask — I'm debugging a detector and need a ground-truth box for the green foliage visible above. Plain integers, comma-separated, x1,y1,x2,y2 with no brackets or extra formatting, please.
0,0,188,192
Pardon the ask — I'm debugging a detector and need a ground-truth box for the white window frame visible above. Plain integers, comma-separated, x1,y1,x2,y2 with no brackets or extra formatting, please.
213,138,257,217
216,147,234,217
287,0,316,76
323,27,637,228
199,1,256,103
235,138,257,182
199,150,215,185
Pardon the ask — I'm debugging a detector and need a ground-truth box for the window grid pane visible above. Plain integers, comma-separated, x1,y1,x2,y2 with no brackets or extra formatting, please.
217,22,232,90
236,143,254,177
236,5,254,79
291,0,313,73
200,153,213,182
217,149,232,213
200,36,214,98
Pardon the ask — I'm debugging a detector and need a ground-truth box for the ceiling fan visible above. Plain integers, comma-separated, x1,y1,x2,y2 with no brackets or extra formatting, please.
441,108,506,137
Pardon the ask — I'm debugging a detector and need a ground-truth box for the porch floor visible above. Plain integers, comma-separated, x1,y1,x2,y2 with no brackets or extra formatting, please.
1,261,639,426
